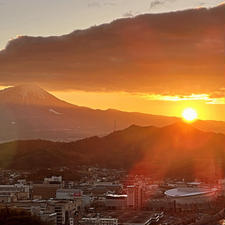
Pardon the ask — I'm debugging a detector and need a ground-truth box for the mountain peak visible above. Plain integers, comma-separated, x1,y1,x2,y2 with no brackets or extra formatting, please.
0,84,69,107
13,83,44,91
3,84,47,96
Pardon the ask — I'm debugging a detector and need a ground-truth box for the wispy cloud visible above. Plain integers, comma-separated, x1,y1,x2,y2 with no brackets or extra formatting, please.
88,0,116,8
149,0,164,9
149,0,176,9
143,91,225,105
103,1,116,6
88,2,101,8
218,1,225,6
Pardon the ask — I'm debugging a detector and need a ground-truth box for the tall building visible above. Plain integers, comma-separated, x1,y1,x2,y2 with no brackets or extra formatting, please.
127,185,143,209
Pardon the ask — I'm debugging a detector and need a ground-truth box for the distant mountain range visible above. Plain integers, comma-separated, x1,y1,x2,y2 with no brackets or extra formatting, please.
1,122,225,180
0,85,225,143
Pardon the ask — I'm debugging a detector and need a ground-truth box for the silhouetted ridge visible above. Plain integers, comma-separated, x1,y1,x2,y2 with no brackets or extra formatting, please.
0,123,224,181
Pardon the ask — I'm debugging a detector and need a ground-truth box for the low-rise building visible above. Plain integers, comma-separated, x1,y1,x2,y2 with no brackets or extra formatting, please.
0,184,31,202
104,194,127,209
81,217,118,225
44,176,63,184
32,184,61,199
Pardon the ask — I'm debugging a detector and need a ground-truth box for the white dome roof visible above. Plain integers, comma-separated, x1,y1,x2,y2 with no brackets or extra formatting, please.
165,187,217,198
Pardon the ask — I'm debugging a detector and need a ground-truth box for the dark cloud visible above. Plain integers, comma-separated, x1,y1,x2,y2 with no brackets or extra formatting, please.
0,4,224,95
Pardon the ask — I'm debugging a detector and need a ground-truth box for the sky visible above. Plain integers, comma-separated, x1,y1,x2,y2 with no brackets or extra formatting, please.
0,0,223,49
0,0,224,121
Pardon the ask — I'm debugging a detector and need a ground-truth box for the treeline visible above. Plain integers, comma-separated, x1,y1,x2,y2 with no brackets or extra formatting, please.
0,207,52,225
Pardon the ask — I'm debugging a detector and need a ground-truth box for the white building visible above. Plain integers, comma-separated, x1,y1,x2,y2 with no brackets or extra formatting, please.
56,189,83,200
104,194,127,209
56,189,87,210
165,187,217,204
44,176,62,184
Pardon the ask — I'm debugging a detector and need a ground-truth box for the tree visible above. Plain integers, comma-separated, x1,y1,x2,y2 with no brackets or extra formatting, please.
0,207,52,225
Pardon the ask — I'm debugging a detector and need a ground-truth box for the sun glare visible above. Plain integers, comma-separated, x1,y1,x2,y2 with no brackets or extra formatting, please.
182,108,198,122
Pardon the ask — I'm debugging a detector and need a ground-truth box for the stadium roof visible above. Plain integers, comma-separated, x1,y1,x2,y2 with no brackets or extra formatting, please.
165,188,217,198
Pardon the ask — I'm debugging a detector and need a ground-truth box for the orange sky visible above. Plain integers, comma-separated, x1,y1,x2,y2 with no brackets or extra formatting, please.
0,5,224,122
51,90,225,121
0,84,224,121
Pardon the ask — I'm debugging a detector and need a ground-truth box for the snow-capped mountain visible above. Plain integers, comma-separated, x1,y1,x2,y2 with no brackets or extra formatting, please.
0,85,224,143
0,84,70,107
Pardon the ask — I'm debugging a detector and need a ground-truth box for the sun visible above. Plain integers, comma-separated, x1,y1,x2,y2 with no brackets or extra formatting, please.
182,108,198,122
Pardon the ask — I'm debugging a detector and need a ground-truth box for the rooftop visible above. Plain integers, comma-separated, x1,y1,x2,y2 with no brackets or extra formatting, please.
165,187,217,198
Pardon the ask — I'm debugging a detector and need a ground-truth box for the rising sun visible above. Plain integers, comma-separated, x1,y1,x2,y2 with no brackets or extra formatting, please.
182,108,198,122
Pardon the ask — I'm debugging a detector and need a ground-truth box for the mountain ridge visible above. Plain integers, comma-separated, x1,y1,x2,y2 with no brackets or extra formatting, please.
0,122,224,181
0,85,225,143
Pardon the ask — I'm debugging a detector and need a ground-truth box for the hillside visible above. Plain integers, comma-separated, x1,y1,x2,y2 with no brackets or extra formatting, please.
1,122,225,180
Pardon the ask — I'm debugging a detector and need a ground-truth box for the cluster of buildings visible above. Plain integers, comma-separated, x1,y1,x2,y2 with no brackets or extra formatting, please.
0,167,225,225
